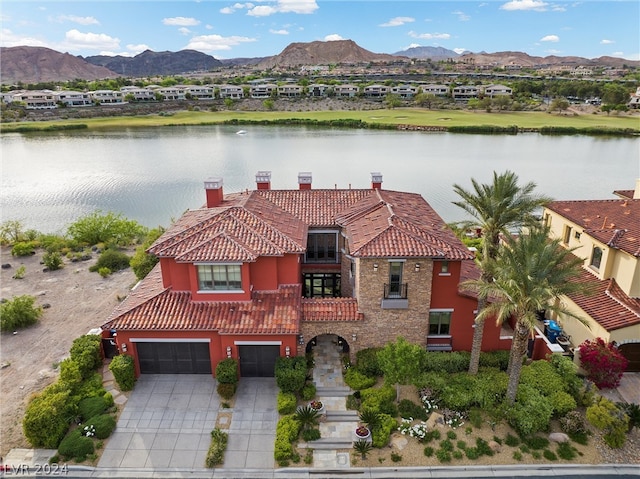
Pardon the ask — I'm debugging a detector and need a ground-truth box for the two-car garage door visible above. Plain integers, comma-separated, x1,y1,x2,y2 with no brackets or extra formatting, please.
135,341,280,377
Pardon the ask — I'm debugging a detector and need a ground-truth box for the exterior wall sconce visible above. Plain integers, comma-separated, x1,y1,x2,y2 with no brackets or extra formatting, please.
121,343,127,352
352,333,357,342
373,263,378,272
285,346,291,357
226,346,232,358
415,263,420,272
298,334,304,345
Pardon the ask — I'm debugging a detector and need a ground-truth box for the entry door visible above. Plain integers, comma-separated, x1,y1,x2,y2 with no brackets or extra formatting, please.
238,345,281,377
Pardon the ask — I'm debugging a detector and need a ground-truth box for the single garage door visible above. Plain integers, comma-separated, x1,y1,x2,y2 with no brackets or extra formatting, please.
619,342,640,372
136,342,212,374
239,345,280,377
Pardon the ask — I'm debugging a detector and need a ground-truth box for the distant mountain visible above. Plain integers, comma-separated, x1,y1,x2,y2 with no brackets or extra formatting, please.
84,49,223,77
0,46,119,84
257,39,406,69
392,46,460,60
458,51,639,68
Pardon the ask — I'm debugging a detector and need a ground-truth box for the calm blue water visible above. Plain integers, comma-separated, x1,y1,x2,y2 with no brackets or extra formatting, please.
1,125,638,233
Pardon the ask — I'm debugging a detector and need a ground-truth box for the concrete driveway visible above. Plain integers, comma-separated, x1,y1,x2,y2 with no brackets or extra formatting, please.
98,375,277,470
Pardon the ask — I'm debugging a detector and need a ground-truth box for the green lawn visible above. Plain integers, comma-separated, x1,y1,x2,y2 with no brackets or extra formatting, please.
2,107,639,133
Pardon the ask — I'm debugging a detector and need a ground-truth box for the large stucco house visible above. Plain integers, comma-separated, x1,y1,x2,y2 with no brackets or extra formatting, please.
102,172,516,378
542,182,640,369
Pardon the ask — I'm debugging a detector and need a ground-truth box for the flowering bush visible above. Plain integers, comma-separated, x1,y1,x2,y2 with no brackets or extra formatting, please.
310,400,323,410
398,418,429,441
355,426,370,437
82,424,96,437
578,338,628,389
441,408,466,429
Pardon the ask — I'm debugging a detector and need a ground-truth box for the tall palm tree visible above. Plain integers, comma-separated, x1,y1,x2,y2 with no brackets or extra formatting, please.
452,171,551,374
470,225,588,404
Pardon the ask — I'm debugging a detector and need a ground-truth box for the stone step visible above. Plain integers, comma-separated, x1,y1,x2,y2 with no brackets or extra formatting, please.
308,438,353,450
316,386,352,397
325,410,359,422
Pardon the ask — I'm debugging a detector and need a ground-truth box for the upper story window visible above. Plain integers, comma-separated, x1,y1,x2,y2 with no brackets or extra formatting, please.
563,225,572,244
306,231,338,263
439,261,450,275
387,261,405,298
197,264,242,291
429,310,452,336
590,246,603,270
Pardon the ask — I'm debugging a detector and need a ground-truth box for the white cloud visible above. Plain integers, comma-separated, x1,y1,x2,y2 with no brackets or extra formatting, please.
162,17,200,27
500,0,548,12
247,0,318,17
220,7,235,14
185,34,256,52
453,47,467,54
546,48,562,55
324,34,344,41
406,43,422,49
600,39,614,45
0,28,48,48
64,29,120,51
54,15,99,26
451,10,470,21
220,3,255,14
178,27,191,36
379,16,415,27
540,34,559,42
269,29,289,35
247,5,278,17
126,44,149,55
98,44,150,57
408,31,451,40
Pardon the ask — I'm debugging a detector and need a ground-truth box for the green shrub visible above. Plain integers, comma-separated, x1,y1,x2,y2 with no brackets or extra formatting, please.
215,358,238,384
548,353,583,399
520,360,566,397
274,415,300,462
11,241,37,256
103,392,114,408
13,265,26,279
277,391,297,415
452,450,463,460
423,446,434,457
43,251,64,271
508,385,553,436
436,449,452,462
85,414,116,439
557,441,577,460
294,405,320,431
423,351,470,373
360,384,396,412
275,356,307,394
67,210,146,246
78,396,107,421
70,335,102,379
73,373,106,400
439,439,454,451
447,430,457,440
300,383,316,401
513,451,523,461
355,347,383,376
23,387,73,448
543,449,558,461
398,399,428,421
89,249,130,273
465,447,480,459
130,227,163,280
440,373,477,411
504,433,520,447
475,437,494,456
473,370,508,408
522,435,550,450
371,413,397,448
391,451,403,462
586,397,628,448
57,429,95,462
479,350,510,370
109,354,136,391
344,368,376,390
550,391,577,417
302,428,321,441
0,295,43,331
205,428,228,467
58,358,82,389
217,382,236,400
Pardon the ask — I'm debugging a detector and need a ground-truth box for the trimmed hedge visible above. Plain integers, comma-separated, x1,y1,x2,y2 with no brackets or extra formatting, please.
277,391,297,415
85,414,116,439
205,428,228,467
215,358,239,384
300,383,316,401
78,396,107,421
344,368,376,390
217,382,236,400
23,385,74,448
70,335,102,379
57,429,95,462
109,354,136,391
355,347,383,377
275,356,307,394
274,415,301,464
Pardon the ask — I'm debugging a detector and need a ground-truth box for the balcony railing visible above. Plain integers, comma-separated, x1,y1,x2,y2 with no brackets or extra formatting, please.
382,283,408,309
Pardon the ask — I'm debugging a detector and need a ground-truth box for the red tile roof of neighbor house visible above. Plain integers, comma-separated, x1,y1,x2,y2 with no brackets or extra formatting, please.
546,198,640,256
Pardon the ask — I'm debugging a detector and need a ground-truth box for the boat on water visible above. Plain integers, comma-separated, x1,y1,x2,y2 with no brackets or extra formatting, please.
236,130,247,135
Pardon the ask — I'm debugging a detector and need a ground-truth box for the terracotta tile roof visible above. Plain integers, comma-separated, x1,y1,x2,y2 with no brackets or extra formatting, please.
613,190,635,200
103,279,301,335
567,267,640,332
301,297,364,321
105,264,167,323
546,198,640,256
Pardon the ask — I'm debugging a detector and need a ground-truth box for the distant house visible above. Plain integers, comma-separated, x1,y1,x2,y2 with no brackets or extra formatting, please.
250,83,277,99
391,84,419,99
12,90,57,109
308,84,329,97
102,172,514,378
628,87,640,109
91,90,124,104
182,85,214,100
542,183,640,369
363,84,391,98
120,87,155,101
482,84,512,98
218,85,244,99
277,84,303,98
421,84,449,97
55,90,93,107
334,84,359,98
153,86,186,101
452,85,479,101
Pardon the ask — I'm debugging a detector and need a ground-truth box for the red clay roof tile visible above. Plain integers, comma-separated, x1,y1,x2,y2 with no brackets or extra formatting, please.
301,297,364,322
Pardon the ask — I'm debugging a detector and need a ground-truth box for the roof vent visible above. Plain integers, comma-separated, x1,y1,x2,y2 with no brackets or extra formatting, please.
371,172,383,189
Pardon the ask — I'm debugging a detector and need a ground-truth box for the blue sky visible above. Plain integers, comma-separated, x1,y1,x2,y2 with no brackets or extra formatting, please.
2,1,639,61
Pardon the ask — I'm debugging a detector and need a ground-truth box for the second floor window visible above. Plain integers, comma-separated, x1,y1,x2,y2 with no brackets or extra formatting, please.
590,246,603,270
197,264,242,291
306,232,338,263
388,261,404,297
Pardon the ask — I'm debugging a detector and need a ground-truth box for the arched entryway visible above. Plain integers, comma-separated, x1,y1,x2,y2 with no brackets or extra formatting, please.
305,333,351,355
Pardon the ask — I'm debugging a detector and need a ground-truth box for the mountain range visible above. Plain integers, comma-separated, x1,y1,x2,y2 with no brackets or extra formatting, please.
1,40,637,85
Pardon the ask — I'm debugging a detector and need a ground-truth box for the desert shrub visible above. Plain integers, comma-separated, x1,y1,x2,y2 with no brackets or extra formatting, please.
59,358,82,389
452,450,463,460
78,396,107,421
67,210,146,246
522,435,549,450
439,439,454,451
11,241,37,256
301,428,321,441
557,442,577,460
371,413,397,448
436,448,451,462
505,433,520,447
130,227,163,280
586,396,628,448
57,429,95,461
277,391,297,415
513,451,523,461
275,356,307,394
215,358,238,384
23,387,73,448
508,385,553,436
73,373,106,400
109,354,136,391
475,437,494,456
98,267,111,278
85,414,116,439
89,249,131,273
423,351,470,373
70,335,102,379
439,373,476,411
479,350,510,370
398,399,428,421
0,295,43,331
344,368,376,390
43,251,64,271
360,384,396,411
12,265,26,279
617,402,640,432
559,410,587,435
300,382,316,401
550,391,577,417
548,353,583,399
413,371,448,392
473,369,508,408
520,360,565,397
205,428,228,467
217,383,236,400
465,447,480,459
423,446,434,457
578,338,629,389
355,347,383,376
543,449,558,461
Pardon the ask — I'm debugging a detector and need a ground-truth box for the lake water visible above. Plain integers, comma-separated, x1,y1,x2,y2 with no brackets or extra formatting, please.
1,125,638,234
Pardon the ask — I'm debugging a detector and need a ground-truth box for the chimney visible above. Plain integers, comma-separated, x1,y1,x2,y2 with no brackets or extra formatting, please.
298,172,312,190
634,178,640,199
371,172,383,190
204,177,224,207
256,171,271,190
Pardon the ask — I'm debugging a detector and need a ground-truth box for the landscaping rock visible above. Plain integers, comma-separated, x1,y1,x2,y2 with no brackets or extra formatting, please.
549,432,570,443
489,440,502,452
2,263,12,269
390,434,408,451
426,412,445,429
42,303,51,309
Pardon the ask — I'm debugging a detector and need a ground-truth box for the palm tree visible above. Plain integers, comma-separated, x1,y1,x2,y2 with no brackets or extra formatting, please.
452,171,551,374
470,225,588,404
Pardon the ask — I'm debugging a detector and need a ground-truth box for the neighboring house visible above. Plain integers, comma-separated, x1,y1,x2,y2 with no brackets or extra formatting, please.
391,85,419,99
628,87,640,109
90,90,124,104
250,83,277,99
218,85,244,99
153,86,186,101
363,84,391,98
543,182,640,368
182,85,214,100
12,90,57,109
334,84,359,98
102,172,512,378
482,84,513,98
308,84,329,97
277,84,303,98
120,87,155,101
452,86,479,101
55,90,92,107
421,84,449,97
